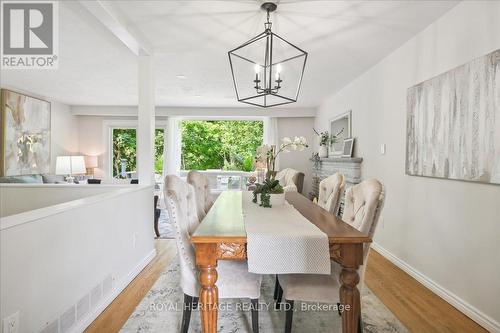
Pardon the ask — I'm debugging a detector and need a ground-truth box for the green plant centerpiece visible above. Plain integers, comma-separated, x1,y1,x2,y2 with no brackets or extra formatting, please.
252,136,308,208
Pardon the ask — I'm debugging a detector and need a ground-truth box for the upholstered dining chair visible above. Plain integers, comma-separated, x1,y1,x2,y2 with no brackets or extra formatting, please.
276,179,385,333
164,175,262,333
317,173,345,216
275,168,305,193
187,170,214,221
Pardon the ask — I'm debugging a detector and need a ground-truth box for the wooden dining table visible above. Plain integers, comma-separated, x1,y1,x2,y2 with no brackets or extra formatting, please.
191,191,372,333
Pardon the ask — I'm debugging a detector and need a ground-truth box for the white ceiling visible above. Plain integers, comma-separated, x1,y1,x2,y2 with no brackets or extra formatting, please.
1,1,458,107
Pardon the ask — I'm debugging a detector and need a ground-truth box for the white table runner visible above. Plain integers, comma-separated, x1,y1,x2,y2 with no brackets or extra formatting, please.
241,191,331,275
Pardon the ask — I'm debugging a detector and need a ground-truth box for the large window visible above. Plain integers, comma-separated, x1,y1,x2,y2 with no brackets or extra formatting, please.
112,128,164,178
181,120,263,171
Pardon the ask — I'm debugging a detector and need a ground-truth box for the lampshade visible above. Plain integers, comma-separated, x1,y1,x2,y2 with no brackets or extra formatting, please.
56,156,86,175
84,155,98,168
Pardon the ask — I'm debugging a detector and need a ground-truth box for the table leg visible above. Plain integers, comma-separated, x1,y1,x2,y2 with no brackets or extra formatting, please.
195,243,218,333
340,267,360,333
339,243,363,333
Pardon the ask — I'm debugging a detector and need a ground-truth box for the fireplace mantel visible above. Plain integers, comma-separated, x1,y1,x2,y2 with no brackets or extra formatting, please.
310,156,363,201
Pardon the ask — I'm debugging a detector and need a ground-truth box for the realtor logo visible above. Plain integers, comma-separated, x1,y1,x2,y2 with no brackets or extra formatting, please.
1,1,58,69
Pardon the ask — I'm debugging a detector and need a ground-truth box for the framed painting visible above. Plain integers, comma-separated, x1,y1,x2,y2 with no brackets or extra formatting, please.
406,49,500,185
342,138,355,158
0,89,51,176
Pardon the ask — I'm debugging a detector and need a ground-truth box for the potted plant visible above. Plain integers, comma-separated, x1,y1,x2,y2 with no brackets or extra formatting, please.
313,128,343,158
253,136,308,208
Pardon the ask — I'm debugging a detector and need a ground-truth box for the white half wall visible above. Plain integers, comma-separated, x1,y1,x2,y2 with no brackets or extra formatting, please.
0,184,155,333
315,1,500,331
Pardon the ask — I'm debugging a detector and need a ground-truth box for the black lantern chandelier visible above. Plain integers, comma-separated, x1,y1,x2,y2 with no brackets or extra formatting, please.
228,2,307,107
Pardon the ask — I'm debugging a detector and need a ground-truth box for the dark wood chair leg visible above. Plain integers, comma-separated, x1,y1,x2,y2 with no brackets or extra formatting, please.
180,294,193,333
275,283,283,310
358,313,363,333
154,210,161,238
153,195,161,238
193,297,199,310
284,300,294,333
251,299,259,333
273,275,279,300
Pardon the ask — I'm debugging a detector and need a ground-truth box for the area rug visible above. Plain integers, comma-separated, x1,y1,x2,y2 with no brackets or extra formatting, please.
121,260,408,333
157,210,176,239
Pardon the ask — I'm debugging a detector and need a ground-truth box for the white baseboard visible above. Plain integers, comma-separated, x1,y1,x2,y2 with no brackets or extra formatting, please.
70,249,157,333
372,242,500,333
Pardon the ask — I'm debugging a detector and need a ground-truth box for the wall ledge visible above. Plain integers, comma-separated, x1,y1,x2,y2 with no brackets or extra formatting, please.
0,185,153,230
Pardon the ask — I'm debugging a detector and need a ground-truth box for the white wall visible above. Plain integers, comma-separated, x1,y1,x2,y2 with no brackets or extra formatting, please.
315,1,500,331
0,185,155,333
277,117,315,196
51,101,80,173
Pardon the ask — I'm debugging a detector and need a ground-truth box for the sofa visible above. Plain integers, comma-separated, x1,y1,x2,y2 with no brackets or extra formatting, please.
0,174,70,184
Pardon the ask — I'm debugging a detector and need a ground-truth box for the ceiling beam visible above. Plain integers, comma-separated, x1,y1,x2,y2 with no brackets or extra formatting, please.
71,105,318,118
78,0,152,56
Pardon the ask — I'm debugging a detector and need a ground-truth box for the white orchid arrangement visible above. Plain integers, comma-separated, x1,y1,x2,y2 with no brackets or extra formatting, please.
253,136,308,207
254,136,308,179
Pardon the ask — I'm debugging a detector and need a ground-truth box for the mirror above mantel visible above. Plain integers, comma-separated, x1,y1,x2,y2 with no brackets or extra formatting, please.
329,110,352,156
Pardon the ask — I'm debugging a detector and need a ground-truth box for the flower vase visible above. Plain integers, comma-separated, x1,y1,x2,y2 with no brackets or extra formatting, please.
318,145,328,158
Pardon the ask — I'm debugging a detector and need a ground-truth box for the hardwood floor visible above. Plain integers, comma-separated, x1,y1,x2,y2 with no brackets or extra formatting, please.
365,250,487,333
87,239,486,333
84,239,177,333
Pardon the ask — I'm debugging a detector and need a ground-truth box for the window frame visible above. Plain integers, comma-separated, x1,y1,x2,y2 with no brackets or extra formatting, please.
103,119,167,179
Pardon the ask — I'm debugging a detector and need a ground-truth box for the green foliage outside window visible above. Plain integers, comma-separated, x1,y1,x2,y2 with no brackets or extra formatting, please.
112,121,262,177
181,120,263,171
154,129,164,174
112,129,136,177
112,128,164,177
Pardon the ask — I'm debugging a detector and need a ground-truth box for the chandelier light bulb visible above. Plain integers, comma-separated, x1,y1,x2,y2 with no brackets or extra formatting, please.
254,64,260,74
275,63,282,80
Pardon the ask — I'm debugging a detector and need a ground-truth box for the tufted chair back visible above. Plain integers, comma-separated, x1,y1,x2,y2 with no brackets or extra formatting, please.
317,173,345,215
187,170,214,222
343,179,385,255
342,179,385,289
164,175,200,297
275,168,305,193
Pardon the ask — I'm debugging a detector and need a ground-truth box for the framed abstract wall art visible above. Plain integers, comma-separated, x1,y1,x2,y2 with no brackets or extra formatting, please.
406,49,500,185
0,89,51,176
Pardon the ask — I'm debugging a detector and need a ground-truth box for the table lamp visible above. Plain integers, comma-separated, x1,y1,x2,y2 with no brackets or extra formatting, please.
56,156,86,183
84,155,98,178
